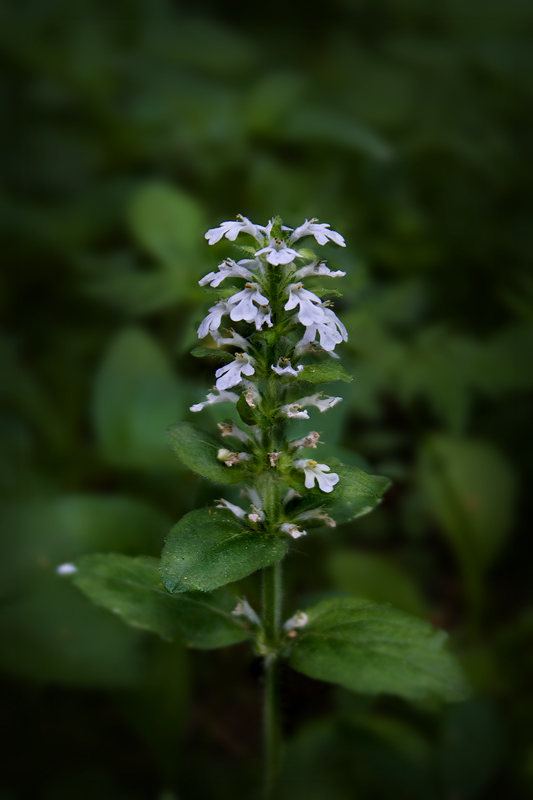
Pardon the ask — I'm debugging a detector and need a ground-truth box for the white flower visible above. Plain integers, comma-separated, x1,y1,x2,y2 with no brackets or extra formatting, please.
280,403,310,420
199,258,255,288
255,240,301,265
284,283,326,327
205,215,265,245
217,498,247,518
242,380,261,408
215,353,255,390
57,563,77,576
212,329,249,350
190,389,239,413
228,283,270,324
290,431,321,450
218,422,250,445
296,307,348,353
295,508,336,528
294,260,346,280
289,219,346,247
268,451,281,467
283,611,309,631
241,486,262,508
281,523,307,539
217,449,251,467
253,305,273,330
197,300,231,339
232,597,261,626
271,357,304,377
294,459,340,493
290,392,342,413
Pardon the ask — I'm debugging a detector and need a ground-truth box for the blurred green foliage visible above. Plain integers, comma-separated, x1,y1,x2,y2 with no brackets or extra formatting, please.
2,0,532,797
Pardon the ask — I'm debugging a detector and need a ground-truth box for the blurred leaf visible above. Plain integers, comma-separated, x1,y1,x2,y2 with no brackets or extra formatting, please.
285,107,392,160
0,494,170,596
71,553,251,649
127,182,205,263
93,327,183,468
190,346,234,362
420,435,516,572
0,577,144,687
245,71,306,134
439,699,504,799
327,549,426,616
0,491,167,684
160,508,287,593
116,641,190,784
167,421,247,484
278,719,361,800
289,597,468,702
297,362,353,384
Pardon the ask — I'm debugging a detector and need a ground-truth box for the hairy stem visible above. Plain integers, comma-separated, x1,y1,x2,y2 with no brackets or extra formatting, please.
262,562,283,799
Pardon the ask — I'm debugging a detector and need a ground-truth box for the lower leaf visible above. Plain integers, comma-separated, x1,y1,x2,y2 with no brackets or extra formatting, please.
70,553,251,649
288,597,469,702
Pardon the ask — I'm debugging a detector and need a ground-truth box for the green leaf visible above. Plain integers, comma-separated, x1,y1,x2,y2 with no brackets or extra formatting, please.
296,247,318,260
167,422,247,484
160,508,287,592
439,700,503,800
308,286,343,298
127,182,205,263
92,327,183,468
297,362,353,384
289,597,468,702
70,554,251,649
327,464,392,524
203,286,238,299
420,436,515,569
327,549,426,616
190,346,234,363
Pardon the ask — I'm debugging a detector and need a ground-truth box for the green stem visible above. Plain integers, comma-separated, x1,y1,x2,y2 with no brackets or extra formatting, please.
262,562,283,799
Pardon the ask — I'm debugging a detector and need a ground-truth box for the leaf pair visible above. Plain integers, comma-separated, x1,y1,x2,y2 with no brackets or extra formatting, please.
68,556,468,702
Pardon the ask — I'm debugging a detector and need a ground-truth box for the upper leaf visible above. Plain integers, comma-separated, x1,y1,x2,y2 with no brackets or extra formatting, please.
297,362,353,384
70,553,251,649
327,463,392,524
160,508,287,593
289,597,468,702
167,422,247,484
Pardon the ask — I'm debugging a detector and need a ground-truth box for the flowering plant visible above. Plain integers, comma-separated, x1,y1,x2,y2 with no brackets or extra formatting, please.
62,215,467,797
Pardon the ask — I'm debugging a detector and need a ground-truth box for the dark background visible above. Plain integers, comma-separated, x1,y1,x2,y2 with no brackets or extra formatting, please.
2,0,532,798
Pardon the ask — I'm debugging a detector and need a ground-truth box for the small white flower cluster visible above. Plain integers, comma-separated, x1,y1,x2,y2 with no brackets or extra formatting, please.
194,215,348,397
192,215,347,512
